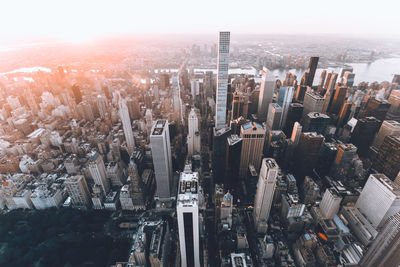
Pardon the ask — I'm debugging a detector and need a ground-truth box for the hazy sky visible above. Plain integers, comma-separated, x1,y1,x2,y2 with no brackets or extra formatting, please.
1,0,399,45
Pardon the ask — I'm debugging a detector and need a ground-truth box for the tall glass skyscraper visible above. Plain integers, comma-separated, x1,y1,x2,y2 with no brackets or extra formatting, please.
118,95,135,154
215,31,230,129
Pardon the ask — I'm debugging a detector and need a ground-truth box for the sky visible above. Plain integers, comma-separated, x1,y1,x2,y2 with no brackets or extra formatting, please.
1,0,399,46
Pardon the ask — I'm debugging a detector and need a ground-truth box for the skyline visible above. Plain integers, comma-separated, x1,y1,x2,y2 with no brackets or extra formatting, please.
1,0,400,46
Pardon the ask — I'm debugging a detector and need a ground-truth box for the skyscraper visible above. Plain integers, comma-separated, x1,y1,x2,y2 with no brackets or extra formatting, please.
212,127,231,183
373,120,400,148
374,135,400,180
266,103,282,130
343,72,355,87
231,91,249,120
283,103,303,137
306,56,319,87
302,112,330,134
253,158,279,233
118,96,135,154
215,31,230,129
329,86,347,115
225,134,242,192
350,116,381,157
355,174,400,228
277,86,295,129
150,120,173,200
239,122,266,178
64,175,91,209
319,188,342,219
187,108,201,156
128,156,145,209
71,84,82,104
258,67,275,120
302,91,325,119
177,169,201,267
293,132,324,179
359,212,400,267
290,122,302,145
88,151,110,195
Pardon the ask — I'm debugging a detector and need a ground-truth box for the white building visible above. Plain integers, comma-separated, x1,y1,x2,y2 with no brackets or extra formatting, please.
187,108,201,156
253,158,279,233
88,151,110,195
150,120,173,200
355,174,400,228
373,120,400,148
64,175,91,209
215,31,230,129
177,169,201,267
319,188,342,219
118,95,135,154
258,67,275,120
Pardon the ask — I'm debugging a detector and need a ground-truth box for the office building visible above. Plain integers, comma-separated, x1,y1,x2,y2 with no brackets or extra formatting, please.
290,122,302,145
302,112,330,134
177,170,201,267
213,127,231,183
330,143,357,178
302,91,325,119
361,98,391,121
231,91,249,120
351,116,381,156
373,120,400,148
359,212,400,267
215,31,230,129
128,156,145,209
343,72,355,87
374,135,400,180
278,86,295,128
88,151,110,195
225,135,242,191
150,120,173,200
64,175,91,209
118,96,135,154
204,71,213,98
315,142,337,177
329,86,347,115
355,174,400,228
253,158,279,233
283,103,303,137
318,70,327,92
322,75,338,113
293,132,324,179
187,108,201,156
319,188,342,219
303,56,319,87
266,103,282,130
258,67,275,120
239,122,266,178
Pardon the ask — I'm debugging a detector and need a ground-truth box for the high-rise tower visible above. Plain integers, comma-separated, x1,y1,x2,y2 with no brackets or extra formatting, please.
258,67,275,120
177,169,201,267
118,95,135,154
253,158,279,233
88,151,110,195
215,31,230,129
150,120,173,200
187,108,201,156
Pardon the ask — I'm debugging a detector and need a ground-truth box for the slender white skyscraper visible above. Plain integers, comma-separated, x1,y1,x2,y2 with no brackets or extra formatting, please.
187,108,201,156
253,158,279,233
150,120,173,200
177,169,201,267
215,31,230,129
258,67,275,120
118,95,135,154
